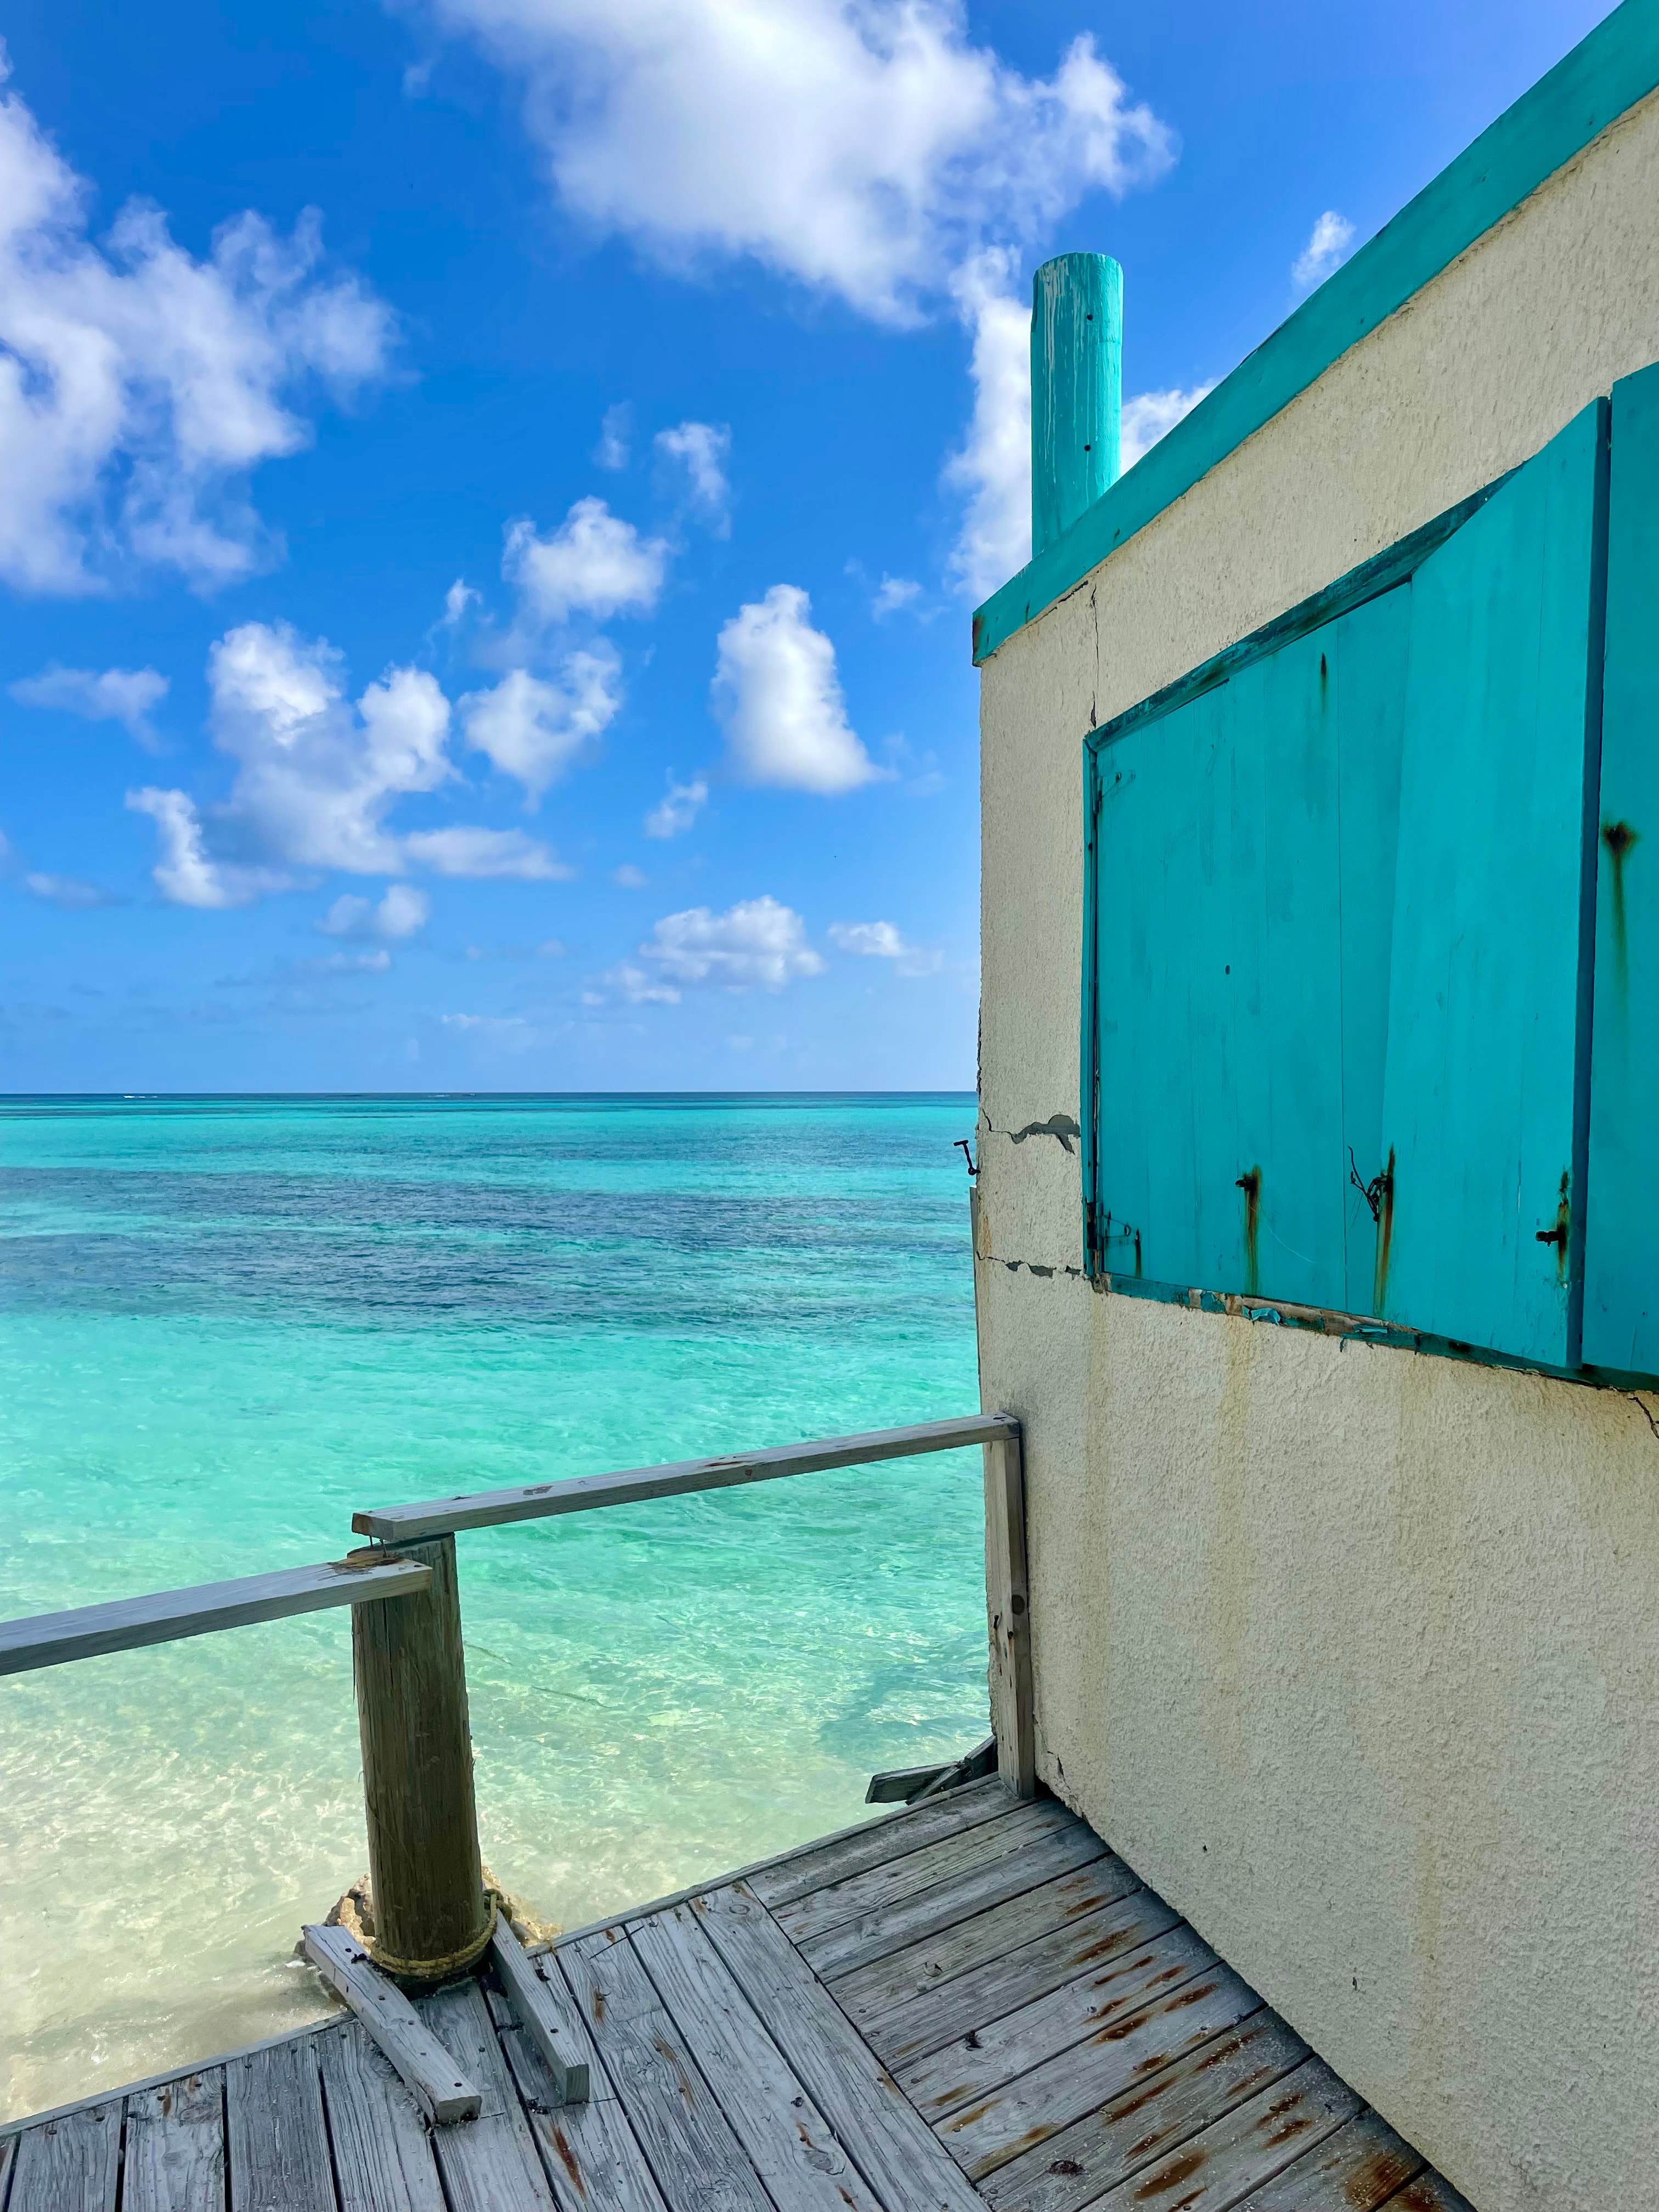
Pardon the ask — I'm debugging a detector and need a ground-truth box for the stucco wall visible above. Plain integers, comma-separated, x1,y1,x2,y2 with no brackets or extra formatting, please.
976,82,1659,2212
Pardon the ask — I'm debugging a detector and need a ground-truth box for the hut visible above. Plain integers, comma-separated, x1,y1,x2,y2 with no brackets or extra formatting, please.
971,3,1659,2206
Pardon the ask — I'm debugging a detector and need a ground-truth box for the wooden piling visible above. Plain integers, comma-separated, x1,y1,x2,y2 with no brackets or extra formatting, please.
349,1537,490,1979
1031,252,1122,558
983,1425,1036,1798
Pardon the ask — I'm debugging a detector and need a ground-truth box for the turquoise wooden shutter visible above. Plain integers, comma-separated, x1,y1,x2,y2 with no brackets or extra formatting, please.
1583,362,1659,1375
1086,586,1409,1307
1376,398,1609,1365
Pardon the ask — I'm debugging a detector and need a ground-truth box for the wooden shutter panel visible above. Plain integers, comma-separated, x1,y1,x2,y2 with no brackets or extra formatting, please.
1583,362,1659,1375
1376,397,1608,1364
1087,586,1408,1307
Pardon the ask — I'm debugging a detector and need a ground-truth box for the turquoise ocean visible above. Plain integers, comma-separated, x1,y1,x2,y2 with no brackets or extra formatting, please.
0,1092,984,2118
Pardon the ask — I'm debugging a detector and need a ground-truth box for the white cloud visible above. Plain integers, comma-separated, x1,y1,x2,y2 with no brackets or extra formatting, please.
126,619,567,904
654,420,731,532
828,916,941,975
295,946,392,973
613,863,647,887
627,894,825,994
23,870,121,909
943,250,1031,599
440,1011,536,1047
713,585,881,794
503,498,669,625
871,574,923,618
644,773,708,839
1120,382,1216,471
595,400,631,469
426,1,1173,325
10,663,168,741
403,825,571,878
318,883,431,939
1293,210,1355,291
440,578,481,627
606,961,682,1005
0,53,392,593
459,650,621,800
125,785,288,908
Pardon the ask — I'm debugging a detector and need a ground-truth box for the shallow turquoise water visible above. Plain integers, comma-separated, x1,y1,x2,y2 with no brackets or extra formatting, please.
0,1093,984,2115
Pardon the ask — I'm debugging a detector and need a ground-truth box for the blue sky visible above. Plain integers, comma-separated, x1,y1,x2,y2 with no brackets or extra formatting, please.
0,0,1612,1092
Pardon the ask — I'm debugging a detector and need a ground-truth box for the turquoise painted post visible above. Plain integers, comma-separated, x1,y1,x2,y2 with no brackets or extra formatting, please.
1031,254,1122,558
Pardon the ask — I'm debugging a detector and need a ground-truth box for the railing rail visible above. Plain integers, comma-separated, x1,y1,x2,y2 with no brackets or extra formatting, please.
0,1554,431,1678
1,1412,1032,2002
352,1412,1019,1541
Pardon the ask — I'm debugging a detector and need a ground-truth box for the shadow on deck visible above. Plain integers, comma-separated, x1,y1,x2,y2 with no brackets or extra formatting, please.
0,1780,1470,2212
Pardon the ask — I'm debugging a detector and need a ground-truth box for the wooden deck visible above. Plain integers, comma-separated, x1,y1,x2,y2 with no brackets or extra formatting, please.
0,1780,1470,2212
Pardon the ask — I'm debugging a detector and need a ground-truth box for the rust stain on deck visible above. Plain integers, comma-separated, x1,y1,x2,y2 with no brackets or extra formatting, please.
1134,2146,1206,2198
1344,2144,1418,2204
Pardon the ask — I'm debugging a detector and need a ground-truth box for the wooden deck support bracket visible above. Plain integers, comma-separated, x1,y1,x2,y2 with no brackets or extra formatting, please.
350,1536,492,1982
489,1917,591,2104
302,1922,483,2124
983,1422,1037,1797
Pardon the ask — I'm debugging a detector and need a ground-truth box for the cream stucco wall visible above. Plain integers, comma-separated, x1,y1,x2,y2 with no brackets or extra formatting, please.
976,83,1659,2212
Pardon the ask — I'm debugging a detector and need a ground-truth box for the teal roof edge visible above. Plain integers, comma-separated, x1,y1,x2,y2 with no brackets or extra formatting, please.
971,0,1659,667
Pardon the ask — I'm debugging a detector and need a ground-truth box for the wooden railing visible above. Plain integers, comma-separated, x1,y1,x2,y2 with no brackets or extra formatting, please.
0,1414,1032,1998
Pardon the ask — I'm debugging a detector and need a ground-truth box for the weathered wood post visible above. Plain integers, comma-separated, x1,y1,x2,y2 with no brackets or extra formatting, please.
349,1537,490,1979
1031,252,1123,558
983,1422,1037,1798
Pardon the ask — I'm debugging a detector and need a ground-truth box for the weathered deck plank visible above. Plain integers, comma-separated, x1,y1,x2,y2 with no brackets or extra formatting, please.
6,2101,121,2212
123,2070,225,2212
629,1903,885,2212
1228,2106,1421,2210
856,1881,1178,2068
896,1922,1220,2120
1088,2060,1360,2210
977,2010,1311,2212
831,1855,1143,2034
934,1967,1265,2180
748,1778,1020,1911
305,1923,482,2124
227,2038,336,2212
317,2023,446,2212
798,1820,1108,1981
494,1993,671,2212
419,1981,557,2212
1378,2171,1477,2211
774,1797,1079,1946
560,1927,774,2212
695,1881,986,2212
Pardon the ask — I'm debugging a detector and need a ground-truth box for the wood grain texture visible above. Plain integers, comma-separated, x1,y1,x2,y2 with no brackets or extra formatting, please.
775,1796,1079,1945
856,1877,1172,2069
353,1415,1017,1541
629,1905,884,2212
695,1882,985,2212
494,2000,670,2212
934,1967,1265,2180
0,1556,430,1677
748,1776,1017,1910
979,2010,1311,2212
560,1928,773,2212
304,1923,482,2123
6,2102,120,2212
317,2024,447,2212
984,1429,1036,1798
896,1923,1219,2120
1378,2170,1479,2212
833,1854,1143,2038
797,1820,1107,1982
489,1921,588,2106
123,2070,225,2212
417,1981,557,2212
352,1533,488,1974
1090,2059,1359,2209
1228,2106,1420,2210
1031,253,1122,556
227,2038,336,2212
